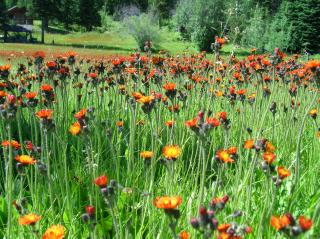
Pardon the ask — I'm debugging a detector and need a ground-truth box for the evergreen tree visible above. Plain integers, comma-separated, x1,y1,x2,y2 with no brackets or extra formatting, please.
0,0,7,30
79,0,101,31
287,0,320,53
58,0,79,29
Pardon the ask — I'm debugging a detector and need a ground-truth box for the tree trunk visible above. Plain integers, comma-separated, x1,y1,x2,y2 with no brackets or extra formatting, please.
41,18,45,44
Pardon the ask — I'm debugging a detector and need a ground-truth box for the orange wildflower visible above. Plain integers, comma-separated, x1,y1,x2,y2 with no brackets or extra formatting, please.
179,231,189,239
2,140,21,150
243,139,254,149
116,121,124,127
206,117,220,128
19,213,41,226
216,150,234,163
140,151,153,160
25,92,37,99
42,224,66,239
270,215,290,231
154,196,182,209
263,152,276,164
15,155,36,165
309,109,317,119
69,122,81,135
163,82,176,91
185,118,198,129
162,145,181,160
217,223,230,232
35,109,53,119
41,84,53,92
277,166,290,179
137,95,155,105
165,120,175,127
74,109,87,120
93,175,108,188
132,92,143,100
299,216,312,231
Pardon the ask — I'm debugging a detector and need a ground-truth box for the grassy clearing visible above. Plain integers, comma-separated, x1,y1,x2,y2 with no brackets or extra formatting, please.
0,47,319,238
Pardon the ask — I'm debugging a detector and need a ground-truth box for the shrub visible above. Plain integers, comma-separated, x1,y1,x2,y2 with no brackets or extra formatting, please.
241,6,267,52
123,13,161,50
173,0,225,51
264,2,292,52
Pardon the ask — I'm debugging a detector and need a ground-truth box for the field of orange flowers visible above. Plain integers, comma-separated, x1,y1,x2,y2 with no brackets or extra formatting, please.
0,40,319,239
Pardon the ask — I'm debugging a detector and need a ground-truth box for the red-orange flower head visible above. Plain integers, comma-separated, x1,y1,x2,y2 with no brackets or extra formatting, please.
93,175,108,188
35,109,53,119
153,196,182,210
74,109,87,120
299,216,312,231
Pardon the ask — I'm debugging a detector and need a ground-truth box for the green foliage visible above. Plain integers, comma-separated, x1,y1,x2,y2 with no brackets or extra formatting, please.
0,0,7,30
78,0,101,31
123,13,161,50
286,0,320,53
97,11,118,33
264,1,292,52
173,0,225,51
241,6,267,51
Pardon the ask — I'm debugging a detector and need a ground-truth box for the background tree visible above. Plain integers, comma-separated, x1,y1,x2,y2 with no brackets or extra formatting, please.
286,0,320,53
0,0,7,30
79,0,101,31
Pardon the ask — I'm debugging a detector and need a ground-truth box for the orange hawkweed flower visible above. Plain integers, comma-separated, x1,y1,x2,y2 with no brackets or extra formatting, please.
140,151,153,160
74,109,87,120
42,224,66,239
309,109,317,119
216,150,234,163
69,122,81,135
154,196,182,209
277,166,290,179
165,120,175,127
217,223,230,233
137,95,155,105
299,216,312,231
36,109,53,119
116,121,124,127
185,118,198,129
132,92,143,100
244,139,254,149
2,140,21,150
162,145,181,160
265,141,275,153
215,37,225,45
41,84,53,92
93,175,108,188
25,92,37,99
227,146,237,155
206,117,220,128
270,215,290,231
179,231,189,239
15,155,36,165
46,61,57,69
1,64,11,71
89,72,98,79
305,60,320,71
33,51,45,59
263,152,276,164
19,213,41,226
163,82,176,91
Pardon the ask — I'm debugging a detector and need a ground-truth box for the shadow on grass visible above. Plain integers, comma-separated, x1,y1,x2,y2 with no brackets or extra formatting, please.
47,27,70,35
43,42,135,52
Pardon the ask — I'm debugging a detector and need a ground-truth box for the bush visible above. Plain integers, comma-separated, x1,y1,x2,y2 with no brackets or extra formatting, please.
97,12,118,33
241,7,267,52
123,13,161,50
264,2,292,52
173,0,225,51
